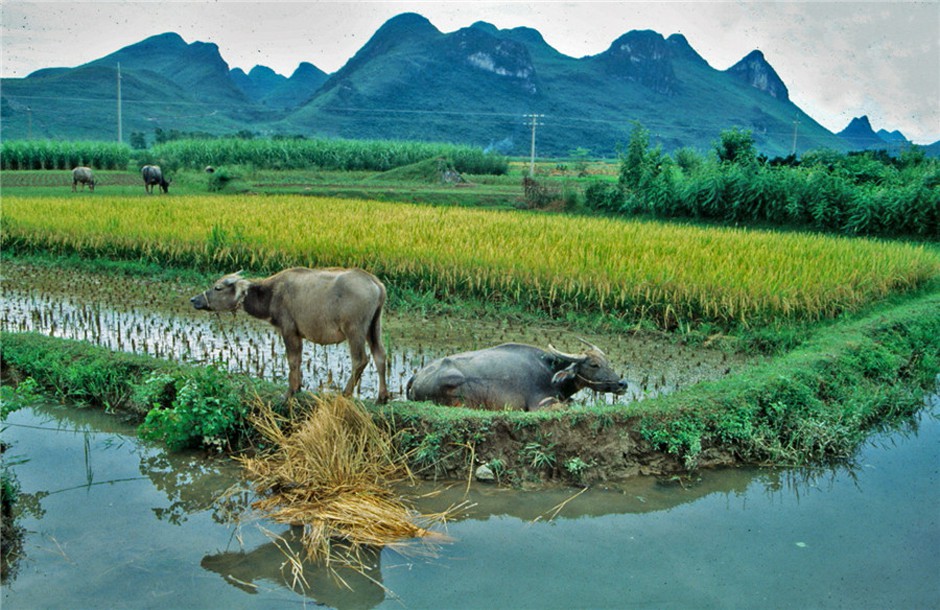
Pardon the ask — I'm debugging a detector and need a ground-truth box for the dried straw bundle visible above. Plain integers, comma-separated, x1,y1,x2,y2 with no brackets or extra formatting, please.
238,394,444,565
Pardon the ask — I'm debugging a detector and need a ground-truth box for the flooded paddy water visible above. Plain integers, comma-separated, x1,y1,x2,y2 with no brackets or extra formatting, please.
2,396,938,608
0,261,756,404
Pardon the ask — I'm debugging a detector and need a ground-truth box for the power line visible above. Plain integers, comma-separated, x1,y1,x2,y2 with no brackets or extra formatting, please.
2,93,827,138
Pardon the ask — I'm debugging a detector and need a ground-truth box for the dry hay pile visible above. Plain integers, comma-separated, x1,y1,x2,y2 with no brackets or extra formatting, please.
238,394,449,569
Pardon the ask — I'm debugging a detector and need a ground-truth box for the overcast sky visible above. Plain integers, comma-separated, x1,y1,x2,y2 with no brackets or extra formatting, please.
2,1,938,143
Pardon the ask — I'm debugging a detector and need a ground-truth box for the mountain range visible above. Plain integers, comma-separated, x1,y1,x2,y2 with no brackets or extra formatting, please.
1,13,931,157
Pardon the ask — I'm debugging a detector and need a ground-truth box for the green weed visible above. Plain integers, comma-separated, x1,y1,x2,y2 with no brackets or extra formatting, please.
138,367,249,452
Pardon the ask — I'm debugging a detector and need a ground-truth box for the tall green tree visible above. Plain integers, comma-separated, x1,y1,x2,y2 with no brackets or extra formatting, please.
715,127,756,165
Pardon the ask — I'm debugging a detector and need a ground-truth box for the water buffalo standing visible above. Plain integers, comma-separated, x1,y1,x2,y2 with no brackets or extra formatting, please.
191,267,389,403
71,166,96,191
406,341,628,410
141,165,170,193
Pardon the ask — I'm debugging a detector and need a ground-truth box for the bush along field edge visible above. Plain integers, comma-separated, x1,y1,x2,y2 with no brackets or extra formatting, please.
2,285,937,486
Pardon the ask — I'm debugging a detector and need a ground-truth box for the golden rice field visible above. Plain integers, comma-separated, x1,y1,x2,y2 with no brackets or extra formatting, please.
4,195,938,328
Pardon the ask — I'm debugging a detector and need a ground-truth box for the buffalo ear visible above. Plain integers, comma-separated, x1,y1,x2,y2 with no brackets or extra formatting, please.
551,363,578,386
233,278,251,303
220,271,245,287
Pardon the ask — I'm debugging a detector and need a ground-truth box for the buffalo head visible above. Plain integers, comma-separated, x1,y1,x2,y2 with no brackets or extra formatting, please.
548,340,628,395
190,271,249,312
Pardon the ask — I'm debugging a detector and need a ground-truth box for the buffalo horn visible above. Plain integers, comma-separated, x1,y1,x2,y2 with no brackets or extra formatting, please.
577,337,605,354
548,344,586,362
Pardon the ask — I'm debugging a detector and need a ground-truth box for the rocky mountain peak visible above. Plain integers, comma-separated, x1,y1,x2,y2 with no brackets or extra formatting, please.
596,30,678,94
290,62,326,81
726,50,789,100
452,25,538,94
666,34,707,64
838,115,885,149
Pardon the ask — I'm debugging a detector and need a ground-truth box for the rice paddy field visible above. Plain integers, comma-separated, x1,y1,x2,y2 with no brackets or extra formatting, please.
4,194,938,331
3,143,939,609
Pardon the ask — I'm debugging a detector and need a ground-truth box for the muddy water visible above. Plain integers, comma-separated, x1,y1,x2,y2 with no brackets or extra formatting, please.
3,396,938,609
0,261,756,404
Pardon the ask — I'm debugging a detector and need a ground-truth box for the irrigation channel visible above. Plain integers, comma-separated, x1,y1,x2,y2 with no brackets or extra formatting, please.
0,261,757,404
2,394,938,608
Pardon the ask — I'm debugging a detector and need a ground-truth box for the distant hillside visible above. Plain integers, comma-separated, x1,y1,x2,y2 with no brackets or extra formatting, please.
0,14,873,156
834,115,938,156
838,116,889,150
0,33,274,141
284,13,847,156
231,62,327,109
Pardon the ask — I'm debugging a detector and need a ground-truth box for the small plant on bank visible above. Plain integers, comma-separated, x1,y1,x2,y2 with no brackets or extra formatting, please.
137,367,249,452
563,456,593,484
522,439,557,471
487,457,507,483
207,167,237,192
0,378,40,420
413,432,443,471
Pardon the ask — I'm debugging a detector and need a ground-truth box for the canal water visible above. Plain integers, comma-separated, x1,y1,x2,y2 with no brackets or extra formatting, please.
2,395,937,609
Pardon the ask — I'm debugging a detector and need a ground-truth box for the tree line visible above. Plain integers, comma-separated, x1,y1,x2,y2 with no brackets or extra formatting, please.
584,124,939,239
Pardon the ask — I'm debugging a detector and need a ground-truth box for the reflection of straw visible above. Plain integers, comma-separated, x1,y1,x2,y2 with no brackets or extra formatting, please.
237,394,453,575
535,486,589,523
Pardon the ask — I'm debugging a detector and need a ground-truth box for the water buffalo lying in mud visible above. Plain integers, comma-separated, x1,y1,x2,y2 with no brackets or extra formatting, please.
191,267,389,402
71,166,96,191
406,341,627,410
141,165,170,193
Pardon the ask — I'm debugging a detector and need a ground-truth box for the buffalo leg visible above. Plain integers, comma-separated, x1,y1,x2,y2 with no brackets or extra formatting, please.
369,339,389,403
344,339,369,397
282,332,304,395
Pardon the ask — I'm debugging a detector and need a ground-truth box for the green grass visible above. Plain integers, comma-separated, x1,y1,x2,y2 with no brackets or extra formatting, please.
0,167,528,206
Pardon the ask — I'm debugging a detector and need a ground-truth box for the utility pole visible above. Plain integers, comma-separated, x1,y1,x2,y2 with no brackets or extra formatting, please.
524,113,544,177
116,62,123,143
791,116,800,156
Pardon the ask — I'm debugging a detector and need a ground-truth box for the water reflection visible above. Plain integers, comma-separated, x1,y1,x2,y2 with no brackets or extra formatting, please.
3,398,937,609
201,530,387,609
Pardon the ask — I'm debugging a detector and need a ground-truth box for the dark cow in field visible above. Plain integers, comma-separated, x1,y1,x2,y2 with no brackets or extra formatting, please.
406,341,628,411
141,165,170,193
191,267,390,402
71,166,96,191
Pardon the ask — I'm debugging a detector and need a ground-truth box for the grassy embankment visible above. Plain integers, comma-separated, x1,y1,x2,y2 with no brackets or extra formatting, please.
0,166,530,208
2,193,938,483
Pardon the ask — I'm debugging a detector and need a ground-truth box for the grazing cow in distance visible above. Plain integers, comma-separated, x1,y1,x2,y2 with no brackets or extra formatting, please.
72,166,96,191
406,341,628,411
191,267,390,403
141,165,170,193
